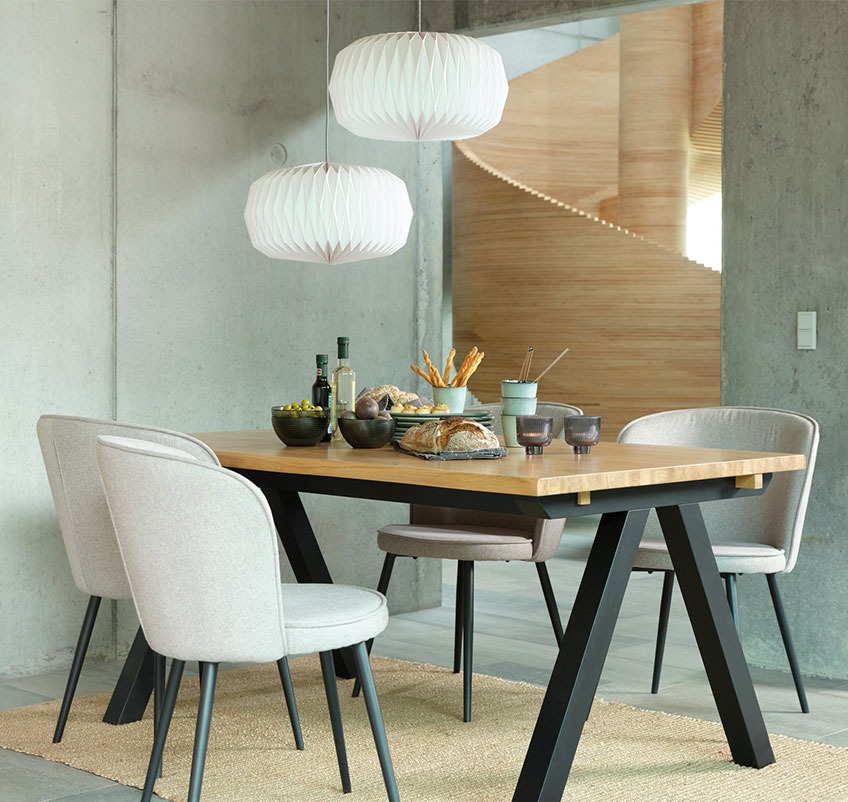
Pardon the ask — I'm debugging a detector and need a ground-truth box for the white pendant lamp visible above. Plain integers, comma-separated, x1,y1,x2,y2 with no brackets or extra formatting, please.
244,162,411,265
329,4,508,142
244,1,412,265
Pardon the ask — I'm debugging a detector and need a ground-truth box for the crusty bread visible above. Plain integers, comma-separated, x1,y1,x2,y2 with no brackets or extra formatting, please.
400,417,499,453
361,384,419,406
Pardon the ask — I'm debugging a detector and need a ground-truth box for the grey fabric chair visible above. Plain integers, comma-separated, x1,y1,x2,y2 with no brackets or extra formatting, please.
32,414,301,749
466,401,583,437
96,435,399,802
617,406,819,713
363,401,583,722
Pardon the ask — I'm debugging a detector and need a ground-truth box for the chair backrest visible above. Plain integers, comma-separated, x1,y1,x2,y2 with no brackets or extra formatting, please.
410,505,566,563
96,435,288,664
409,401,582,561
617,407,819,574
36,414,220,600
466,401,583,437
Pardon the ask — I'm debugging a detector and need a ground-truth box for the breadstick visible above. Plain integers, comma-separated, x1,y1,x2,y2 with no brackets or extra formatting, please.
443,347,456,386
422,349,437,384
460,351,485,386
452,347,475,386
422,349,445,387
410,364,432,383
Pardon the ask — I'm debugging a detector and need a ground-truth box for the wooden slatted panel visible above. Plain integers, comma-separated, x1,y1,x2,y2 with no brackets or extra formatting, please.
451,150,720,441
689,100,722,202
691,0,724,130
462,35,620,218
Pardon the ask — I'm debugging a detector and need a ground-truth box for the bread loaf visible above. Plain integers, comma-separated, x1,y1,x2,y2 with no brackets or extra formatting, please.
360,385,419,406
400,417,499,453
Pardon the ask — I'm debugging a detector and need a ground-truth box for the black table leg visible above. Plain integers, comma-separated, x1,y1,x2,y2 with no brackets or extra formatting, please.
657,503,775,768
262,487,358,679
102,625,153,724
512,508,649,802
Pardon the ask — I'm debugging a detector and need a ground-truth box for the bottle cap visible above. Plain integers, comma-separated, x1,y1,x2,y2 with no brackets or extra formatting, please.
316,353,328,367
337,336,349,358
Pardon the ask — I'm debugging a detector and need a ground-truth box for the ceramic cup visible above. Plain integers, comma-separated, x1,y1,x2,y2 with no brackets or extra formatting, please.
433,385,467,414
501,380,537,447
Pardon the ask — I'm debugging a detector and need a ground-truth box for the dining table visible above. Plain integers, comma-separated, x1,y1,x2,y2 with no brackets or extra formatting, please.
104,428,805,802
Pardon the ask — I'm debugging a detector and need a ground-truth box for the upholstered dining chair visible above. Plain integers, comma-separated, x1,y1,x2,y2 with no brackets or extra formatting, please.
96,435,399,802
358,401,583,722
466,401,583,437
33,415,313,751
617,406,819,713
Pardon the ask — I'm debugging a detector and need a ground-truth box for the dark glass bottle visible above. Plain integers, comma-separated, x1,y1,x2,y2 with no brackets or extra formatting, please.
312,354,332,441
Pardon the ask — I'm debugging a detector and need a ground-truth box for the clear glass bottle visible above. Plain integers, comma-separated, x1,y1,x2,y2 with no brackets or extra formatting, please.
331,336,356,441
312,354,332,442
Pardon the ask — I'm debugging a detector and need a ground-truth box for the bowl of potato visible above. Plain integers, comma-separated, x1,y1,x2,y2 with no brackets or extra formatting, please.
337,397,396,448
272,401,329,446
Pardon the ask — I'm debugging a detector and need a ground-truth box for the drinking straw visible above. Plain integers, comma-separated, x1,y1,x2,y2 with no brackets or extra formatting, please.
534,347,570,383
519,346,533,381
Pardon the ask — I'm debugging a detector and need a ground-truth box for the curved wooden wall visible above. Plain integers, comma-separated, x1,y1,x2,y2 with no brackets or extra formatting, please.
452,151,720,439
451,2,722,439
463,36,620,219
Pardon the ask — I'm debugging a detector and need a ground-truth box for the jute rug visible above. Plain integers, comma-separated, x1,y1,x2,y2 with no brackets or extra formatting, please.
0,657,846,801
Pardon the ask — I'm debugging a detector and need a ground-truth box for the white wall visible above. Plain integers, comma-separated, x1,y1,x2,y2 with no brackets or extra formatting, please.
0,0,443,676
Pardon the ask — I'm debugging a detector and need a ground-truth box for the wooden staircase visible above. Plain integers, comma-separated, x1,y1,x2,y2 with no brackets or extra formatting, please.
451,3,722,438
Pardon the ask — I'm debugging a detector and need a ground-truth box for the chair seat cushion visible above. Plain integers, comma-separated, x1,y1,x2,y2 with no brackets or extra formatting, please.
378,524,534,561
633,538,787,574
281,584,388,655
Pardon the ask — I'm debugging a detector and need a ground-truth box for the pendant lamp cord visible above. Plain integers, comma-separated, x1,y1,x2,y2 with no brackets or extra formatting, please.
325,0,330,164
418,0,422,32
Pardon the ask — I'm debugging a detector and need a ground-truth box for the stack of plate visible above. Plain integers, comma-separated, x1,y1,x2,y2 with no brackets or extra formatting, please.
390,410,495,442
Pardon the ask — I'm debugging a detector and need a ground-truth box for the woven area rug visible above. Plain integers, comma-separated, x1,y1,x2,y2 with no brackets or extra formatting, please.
1,656,846,802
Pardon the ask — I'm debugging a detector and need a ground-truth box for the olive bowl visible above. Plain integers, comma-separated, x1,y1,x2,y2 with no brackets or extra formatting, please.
271,407,328,447
337,416,396,448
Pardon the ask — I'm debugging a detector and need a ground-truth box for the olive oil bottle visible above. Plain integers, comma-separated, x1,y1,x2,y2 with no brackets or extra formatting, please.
331,336,356,441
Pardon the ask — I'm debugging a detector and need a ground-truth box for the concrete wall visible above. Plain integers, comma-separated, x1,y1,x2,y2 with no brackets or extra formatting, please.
455,0,848,681
1,0,443,677
723,0,848,679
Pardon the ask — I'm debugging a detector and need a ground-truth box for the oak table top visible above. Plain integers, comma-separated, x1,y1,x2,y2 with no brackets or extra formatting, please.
195,429,805,499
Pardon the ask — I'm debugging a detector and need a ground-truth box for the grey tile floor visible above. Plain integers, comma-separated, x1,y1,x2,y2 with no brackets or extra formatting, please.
2,516,846,800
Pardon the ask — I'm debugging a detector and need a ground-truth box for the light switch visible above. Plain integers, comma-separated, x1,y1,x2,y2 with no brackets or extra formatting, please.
797,311,816,350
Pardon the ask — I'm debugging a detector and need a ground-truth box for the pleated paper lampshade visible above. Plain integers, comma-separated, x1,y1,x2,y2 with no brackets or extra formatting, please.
329,31,508,142
244,162,413,265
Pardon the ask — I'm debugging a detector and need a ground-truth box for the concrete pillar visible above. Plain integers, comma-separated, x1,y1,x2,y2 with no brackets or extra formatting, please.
618,6,691,253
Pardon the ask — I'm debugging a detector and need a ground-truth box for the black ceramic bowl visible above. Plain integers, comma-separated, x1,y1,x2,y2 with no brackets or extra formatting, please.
271,407,329,447
337,416,396,448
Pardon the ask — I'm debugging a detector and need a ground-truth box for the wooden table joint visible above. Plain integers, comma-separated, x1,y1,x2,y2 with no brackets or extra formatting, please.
735,474,763,490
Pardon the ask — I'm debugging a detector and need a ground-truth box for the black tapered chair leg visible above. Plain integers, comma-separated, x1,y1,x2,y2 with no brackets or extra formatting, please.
53,595,102,743
320,651,351,793
353,553,397,698
651,571,675,694
454,560,465,674
276,657,304,750
187,661,218,802
767,573,809,713
153,651,166,778
142,659,185,802
535,562,564,647
724,573,740,631
460,560,474,723
352,642,400,802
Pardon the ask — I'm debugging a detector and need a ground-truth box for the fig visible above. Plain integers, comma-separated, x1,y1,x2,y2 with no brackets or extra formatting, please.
355,396,380,419
377,410,392,420
339,410,357,420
